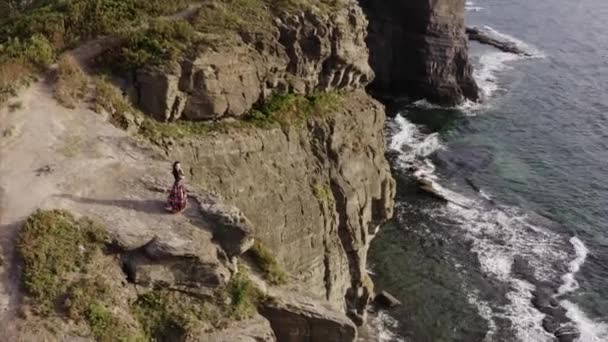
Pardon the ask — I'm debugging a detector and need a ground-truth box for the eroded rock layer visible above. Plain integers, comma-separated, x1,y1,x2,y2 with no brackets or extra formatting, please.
135,1,374,122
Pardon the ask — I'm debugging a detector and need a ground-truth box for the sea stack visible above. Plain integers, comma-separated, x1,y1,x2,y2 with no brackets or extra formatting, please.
360,0,480,105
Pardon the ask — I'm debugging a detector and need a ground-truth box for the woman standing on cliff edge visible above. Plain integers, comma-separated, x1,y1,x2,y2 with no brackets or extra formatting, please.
165,161,187,213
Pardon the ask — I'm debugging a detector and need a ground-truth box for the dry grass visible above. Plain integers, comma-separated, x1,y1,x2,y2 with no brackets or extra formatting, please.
91,77,141,130
0,59,32,106
54,55,88,109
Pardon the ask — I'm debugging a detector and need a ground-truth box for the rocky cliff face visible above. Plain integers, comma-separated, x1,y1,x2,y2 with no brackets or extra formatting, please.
135,1,373,122
360,0,479,105
110,0,477,339
166,90,395,325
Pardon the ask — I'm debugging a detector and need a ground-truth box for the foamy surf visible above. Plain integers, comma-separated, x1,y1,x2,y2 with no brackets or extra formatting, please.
367,310,406,342
557,237,588,296
561,300,608,342
466,1,484,12
553,237,608,342
468,26,545,110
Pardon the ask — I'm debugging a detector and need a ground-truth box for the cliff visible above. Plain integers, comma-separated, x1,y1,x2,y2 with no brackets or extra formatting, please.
360,0,479,105
0,0,477,340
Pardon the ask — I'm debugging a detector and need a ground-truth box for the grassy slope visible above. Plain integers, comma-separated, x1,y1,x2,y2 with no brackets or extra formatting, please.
18,209,265,340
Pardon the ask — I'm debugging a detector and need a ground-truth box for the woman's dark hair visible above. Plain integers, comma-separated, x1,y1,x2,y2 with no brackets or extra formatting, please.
173,161,180,170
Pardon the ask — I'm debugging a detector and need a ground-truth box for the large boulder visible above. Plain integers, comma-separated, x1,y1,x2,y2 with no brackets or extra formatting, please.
121,229,231,295
260,293,357,342
193,191,255,258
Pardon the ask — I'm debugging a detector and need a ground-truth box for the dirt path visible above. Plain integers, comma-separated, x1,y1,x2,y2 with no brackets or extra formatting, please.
0,80,193,336
0,4,210,337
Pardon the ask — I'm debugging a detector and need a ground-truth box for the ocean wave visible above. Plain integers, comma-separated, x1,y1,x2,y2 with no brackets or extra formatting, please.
368,310,406,342
561,300,608,342
388,114,444,167
557,237,588,296
466,1,484,12
555,238,608,342
466,290,497,342
386,107,605,342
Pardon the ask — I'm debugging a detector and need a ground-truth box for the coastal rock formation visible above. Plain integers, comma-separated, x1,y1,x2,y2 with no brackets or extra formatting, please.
466,26,532,56
167,90,395,325
360,0,479,105
260,293,357,342
134,2,374,121
194,314,277,342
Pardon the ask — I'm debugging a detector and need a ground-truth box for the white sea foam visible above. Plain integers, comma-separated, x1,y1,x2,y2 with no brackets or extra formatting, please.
385,111,603,342
469,27,545,110
466,290,497,342
388,114,443,167
369,310,406,342
561,300,608,342
474,51,523,99
466,1,484,12
504,279,555,342
431,201,571,342
557,237,589,296
553,237,608,342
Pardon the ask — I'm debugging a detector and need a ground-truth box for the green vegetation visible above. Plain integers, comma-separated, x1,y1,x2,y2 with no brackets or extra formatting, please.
18,210,141,340
249,240,288,285
193,0,271,35
18,209,110,313
138,92,344,145
249,92,344,128
314,183,335,207
132,291,189,341
133,272,262,339
103,19,197,71
18,209,265,339
0,0,193,106
91,76,142,130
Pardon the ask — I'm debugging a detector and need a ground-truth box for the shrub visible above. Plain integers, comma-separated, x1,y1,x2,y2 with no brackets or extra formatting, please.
248,92,344,128
225,272,263,319
0,59,32,106
18,209,110,314
194,0,271,35
314,184,335,206
92,76,141,130
0,34,54,67
249,241,288,285
108,19,196,71
54,54,88,108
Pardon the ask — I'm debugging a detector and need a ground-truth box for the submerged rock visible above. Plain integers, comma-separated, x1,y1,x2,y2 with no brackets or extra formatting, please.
374,291,402,308
466,26,532,56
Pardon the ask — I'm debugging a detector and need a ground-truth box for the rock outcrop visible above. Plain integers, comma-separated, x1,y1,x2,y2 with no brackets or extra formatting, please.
260,293,357,342
466,26,532,56
166,90,395,326
134,2,374,122
360,0,479,105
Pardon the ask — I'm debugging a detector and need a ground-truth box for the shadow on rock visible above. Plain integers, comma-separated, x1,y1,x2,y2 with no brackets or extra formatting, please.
56,194,167,215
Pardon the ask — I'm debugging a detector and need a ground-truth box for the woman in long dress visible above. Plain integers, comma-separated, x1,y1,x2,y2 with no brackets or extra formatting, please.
165,161,187,213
